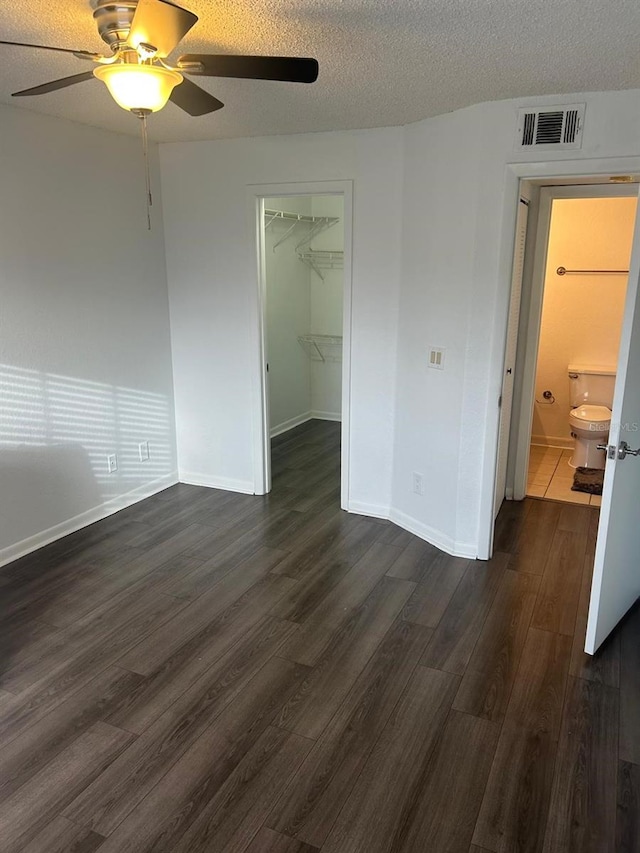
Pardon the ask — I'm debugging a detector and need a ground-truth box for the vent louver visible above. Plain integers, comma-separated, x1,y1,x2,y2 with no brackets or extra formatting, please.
516,104,585,150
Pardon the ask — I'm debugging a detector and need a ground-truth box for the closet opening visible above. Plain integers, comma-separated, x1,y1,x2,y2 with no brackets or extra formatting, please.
255,191,349,507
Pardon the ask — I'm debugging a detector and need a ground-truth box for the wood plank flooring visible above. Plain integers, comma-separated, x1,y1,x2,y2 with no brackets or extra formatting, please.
1,418,638,852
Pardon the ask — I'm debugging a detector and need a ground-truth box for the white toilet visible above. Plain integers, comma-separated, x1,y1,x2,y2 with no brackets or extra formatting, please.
568,365,616,469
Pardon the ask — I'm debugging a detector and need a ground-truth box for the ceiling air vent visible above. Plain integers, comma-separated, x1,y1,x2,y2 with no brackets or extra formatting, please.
516,104,585,150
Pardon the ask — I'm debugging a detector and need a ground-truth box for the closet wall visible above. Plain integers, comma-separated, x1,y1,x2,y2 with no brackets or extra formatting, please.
265,196,312,434
265,195,344,436
310,196,344,419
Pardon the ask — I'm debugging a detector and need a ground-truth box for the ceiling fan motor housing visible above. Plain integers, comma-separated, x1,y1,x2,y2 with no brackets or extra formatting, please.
93,0,138,51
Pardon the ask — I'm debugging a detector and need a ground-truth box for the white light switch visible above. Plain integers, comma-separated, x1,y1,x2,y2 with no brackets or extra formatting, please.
428,347,445,370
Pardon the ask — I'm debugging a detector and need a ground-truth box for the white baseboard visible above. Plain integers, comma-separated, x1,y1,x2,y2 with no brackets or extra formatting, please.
269,411,341,439
347,500,391,520
388,508,478,559
0,472,178,569
347,500,477,558
178,471,255,494
270,412,313,439
311,410,341,422
531,434,573,450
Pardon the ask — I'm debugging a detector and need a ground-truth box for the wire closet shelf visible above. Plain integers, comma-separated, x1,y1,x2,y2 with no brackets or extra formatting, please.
297,334,343,362
264,207,344,280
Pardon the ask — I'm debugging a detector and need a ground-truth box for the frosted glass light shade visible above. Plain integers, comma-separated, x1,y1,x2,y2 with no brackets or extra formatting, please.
93,64,182,112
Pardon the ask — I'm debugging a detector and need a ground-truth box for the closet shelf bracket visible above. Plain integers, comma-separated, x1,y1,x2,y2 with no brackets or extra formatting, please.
297,334,343,363
297,250,344,281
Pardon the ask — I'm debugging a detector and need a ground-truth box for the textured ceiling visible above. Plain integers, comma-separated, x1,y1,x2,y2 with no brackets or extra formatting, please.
2,0,639,142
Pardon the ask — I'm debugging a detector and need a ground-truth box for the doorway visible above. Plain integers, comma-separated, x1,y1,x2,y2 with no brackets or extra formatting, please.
492,175,640,654
484,161,640,653
253,186,351,505
499,182,638,512
524,190,635,505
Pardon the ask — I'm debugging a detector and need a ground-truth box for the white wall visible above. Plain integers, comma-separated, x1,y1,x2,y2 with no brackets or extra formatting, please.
393,89,640,557
265,196,312,433
309,195,344,420
532,196,635,446
391,108,484,554
0,105,177,565
160,129,403,507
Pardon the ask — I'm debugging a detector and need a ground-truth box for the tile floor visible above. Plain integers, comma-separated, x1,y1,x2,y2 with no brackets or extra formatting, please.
526,444,603,506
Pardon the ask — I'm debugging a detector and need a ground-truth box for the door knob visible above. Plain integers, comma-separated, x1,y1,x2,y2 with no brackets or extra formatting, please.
617,440,640,459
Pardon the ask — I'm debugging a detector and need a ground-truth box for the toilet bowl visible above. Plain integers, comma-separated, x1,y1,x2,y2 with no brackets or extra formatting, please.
567,365,616,470
568,404,611,468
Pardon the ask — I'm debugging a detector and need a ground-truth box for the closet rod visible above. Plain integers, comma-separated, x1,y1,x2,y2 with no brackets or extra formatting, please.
556,266,629,276
264,208,339,225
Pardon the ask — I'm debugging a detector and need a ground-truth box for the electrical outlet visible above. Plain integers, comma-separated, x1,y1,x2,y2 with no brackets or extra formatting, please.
107,453,118,474
428,346,445,370
138,441,150,462
412,472,424,495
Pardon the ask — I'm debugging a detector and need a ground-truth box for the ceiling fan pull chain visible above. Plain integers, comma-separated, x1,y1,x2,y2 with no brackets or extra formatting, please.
139,110,152,230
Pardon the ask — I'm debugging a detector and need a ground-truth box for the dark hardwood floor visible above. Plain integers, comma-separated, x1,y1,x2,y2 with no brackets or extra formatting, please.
0,419,637,852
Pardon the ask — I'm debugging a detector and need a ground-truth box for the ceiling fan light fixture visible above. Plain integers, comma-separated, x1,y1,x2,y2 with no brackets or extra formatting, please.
93,63,182,112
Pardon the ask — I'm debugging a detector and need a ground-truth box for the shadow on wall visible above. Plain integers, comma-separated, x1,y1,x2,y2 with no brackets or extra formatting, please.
0,363,175,553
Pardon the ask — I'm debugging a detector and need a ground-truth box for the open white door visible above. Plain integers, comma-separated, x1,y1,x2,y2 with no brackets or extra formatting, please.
585,193,640,653
493,197,529,519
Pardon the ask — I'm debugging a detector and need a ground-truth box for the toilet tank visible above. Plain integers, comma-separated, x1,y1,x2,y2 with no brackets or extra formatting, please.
568,364,616,407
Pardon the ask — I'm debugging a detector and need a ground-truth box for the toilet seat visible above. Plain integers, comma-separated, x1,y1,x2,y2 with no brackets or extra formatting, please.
570,404,611,424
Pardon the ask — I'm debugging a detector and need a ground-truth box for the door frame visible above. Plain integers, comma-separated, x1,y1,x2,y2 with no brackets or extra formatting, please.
492,191,531,521
247,179,354,506
479,156,640,559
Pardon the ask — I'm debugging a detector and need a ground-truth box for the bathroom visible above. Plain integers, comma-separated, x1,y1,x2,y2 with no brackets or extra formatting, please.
526,193,637,504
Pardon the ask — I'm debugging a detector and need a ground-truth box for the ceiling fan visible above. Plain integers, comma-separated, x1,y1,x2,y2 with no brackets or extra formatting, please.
1,0,319,116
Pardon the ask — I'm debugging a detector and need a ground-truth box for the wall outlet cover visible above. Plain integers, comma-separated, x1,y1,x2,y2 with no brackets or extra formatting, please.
428,347,445,370
107,453,118,474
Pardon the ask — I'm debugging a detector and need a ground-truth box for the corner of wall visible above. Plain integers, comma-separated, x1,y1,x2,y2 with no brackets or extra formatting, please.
0,105,178,563
0,471,178,569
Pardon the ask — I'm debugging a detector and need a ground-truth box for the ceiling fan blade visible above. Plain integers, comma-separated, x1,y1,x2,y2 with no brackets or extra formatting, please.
0,40,100,59
170,77,223,116
179,54,319,83
128,0,198,58
12,71,95,97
